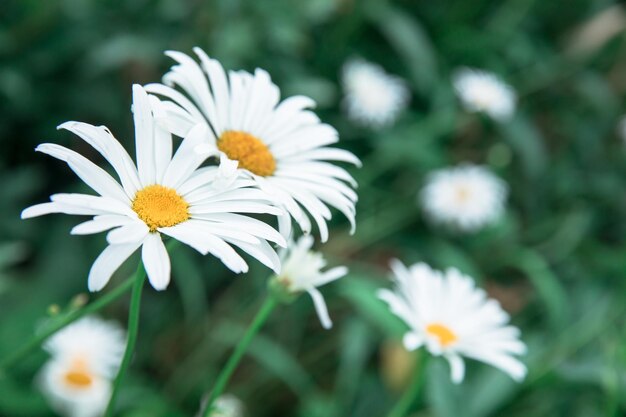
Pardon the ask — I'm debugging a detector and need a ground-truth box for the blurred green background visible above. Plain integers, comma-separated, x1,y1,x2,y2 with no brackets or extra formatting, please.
2,0,626,416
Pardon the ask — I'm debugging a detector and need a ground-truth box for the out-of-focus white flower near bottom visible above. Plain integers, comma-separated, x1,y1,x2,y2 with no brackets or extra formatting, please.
209,394,245,417
37,317,126,417
38,358,112,417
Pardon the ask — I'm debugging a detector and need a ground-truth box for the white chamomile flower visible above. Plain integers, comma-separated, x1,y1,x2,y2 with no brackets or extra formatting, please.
341,58,410,128
145,47,360,243
209,394,245,417
420,164,507,233
38,317,126,417
453,67,516,120
22,85,286,292
378,260,527,384
271,235,348,329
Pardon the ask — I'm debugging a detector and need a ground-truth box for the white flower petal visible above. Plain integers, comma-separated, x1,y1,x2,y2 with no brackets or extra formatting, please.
36,143,129,204
106,222,149,245
402,331,425,351
447,354,466,384
132,84,157,186
162,123,212,189
51,194,135,217
58,121,141,197
221,238,281,274
148,95,174,183
144,83,207,128
142,233,171,291
307,287,333,330
159,223,249,273
71,215,135,235
88,242,142,292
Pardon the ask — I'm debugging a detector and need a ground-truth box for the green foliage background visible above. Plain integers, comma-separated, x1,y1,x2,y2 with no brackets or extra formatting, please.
1,0,626,416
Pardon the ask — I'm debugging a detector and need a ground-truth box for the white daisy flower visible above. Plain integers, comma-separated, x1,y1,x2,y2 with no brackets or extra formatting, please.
22,85,286,292
453,68,516,120
341,58,410,128
378,260,527,384
420,164,507,233
38,317,126,417
145,48,360,242
271,235,348,329
209,394,245,417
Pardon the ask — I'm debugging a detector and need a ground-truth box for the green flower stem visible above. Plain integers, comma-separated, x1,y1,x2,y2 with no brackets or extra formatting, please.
386,353,428,417
201,295,278,417
104,262,147,417
0,273,136,372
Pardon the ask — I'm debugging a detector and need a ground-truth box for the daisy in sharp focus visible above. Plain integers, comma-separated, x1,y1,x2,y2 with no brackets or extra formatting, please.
378,260,527,384
420,164,507,233
145,47,360,242
38,317,126,417
341,58,410,128
22,85,286,292
270,235,348,329
453,67,516,121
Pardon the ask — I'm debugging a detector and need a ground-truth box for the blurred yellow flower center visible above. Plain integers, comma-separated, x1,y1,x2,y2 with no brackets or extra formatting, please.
63,359,93,389
132,185,189,232
217,130,276,177
455,185,471,203
426,323,457,347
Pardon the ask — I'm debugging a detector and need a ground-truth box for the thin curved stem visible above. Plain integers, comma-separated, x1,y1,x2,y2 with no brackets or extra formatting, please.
201,295,278,417
386,353,428,417
104,262,147,417
0,274,135,372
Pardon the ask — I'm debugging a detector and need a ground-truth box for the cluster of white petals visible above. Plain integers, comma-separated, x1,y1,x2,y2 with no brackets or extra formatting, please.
420,164,507,233
341,58,410,128
453,67,516,120
273,235,348,329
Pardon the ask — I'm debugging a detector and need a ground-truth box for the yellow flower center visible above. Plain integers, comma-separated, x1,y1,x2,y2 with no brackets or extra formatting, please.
132,185,190,232
217,130,276,177
63,359,94,389
455,185,471,203
426,323,458,347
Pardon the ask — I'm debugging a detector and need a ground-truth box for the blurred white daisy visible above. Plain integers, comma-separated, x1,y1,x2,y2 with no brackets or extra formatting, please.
145,48,360,242
22,85,286,292
378,260,527,384
209,394,245,417
420,164,507,233
341,58,410,128
453,68,516,120
38,317,126,417
271,235,348,329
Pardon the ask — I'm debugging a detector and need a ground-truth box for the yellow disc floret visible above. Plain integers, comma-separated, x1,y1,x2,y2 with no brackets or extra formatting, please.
217,130,276,177
63,358,94,389
132,185,190,232
426,323,458,347
64,369,94,388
